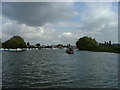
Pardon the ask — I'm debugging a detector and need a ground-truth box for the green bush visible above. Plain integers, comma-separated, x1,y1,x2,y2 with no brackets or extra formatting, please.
2,36,27,49
76,36,98,51
76,36,120,53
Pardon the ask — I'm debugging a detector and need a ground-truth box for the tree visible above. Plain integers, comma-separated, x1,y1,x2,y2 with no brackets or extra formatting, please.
109,41,111,46
2,36,27,49
104,41,107,45
76,36,98,51
36,43,40,47
27,42,30,46
106,42,109,45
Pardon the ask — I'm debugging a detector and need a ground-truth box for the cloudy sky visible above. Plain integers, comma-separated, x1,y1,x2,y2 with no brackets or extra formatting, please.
1,2,118,45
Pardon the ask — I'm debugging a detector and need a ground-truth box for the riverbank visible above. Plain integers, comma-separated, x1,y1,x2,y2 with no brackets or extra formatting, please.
78,45,120,54
0,47,68,52
1,46,120,54
76,36,120,54
94,45,120,53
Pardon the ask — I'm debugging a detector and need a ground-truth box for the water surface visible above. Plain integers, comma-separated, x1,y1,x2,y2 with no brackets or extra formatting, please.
2,49,118,88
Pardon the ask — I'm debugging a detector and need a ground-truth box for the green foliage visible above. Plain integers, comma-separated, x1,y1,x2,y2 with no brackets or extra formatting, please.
95,45,120,53
76,36,98,51
2,36,27,49
76,36,120,53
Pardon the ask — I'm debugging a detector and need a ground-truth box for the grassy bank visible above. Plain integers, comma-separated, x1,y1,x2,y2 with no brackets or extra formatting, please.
76,36,120,54
93,45,120,53
78,45,120,53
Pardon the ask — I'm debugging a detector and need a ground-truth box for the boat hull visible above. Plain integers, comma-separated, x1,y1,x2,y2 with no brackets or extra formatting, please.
66,49,74,54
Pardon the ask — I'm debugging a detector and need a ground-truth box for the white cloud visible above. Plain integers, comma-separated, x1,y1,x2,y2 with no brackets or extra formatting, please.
2,2,118,45
58,32,81,45
63,32,72,36
58,32,72,38
2,16,56,44
77,2,118,42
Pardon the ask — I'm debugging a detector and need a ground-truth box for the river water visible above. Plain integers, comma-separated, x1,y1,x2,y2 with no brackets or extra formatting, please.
2,49,118,88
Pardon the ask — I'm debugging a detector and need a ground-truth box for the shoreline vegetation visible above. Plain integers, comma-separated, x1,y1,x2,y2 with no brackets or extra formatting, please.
1,36,120,53
76,36,120,53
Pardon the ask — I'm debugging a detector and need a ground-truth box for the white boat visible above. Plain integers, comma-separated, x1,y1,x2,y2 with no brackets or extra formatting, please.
16,48,23,51
0,48,4,51
9,48,23,52
66,48,74,54
52,48,58,49
4,49,9,51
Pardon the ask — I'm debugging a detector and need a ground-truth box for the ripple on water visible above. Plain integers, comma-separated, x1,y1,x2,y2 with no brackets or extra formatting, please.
2,50,118,88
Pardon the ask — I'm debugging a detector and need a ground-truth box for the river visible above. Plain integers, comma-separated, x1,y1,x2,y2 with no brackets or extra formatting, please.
2,49,118,88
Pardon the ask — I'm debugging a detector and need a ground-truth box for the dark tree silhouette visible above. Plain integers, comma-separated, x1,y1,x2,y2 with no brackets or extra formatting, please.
27,42,30,46
2,36,27,49
36,43,40,47
76,36,98,51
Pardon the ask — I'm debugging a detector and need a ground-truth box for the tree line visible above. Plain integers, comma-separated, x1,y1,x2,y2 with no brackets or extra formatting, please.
1,36,120,53
76,36,120,53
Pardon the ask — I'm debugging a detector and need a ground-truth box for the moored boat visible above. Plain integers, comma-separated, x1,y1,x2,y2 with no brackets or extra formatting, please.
9,48,23,52
0,48,4,51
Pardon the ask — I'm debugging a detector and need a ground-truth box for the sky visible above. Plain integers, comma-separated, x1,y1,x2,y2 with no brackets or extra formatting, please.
1,2,118,45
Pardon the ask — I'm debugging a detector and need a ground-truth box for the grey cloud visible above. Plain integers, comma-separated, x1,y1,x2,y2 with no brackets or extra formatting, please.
2,2,76,26
2,2,118,44
78,2,118,37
